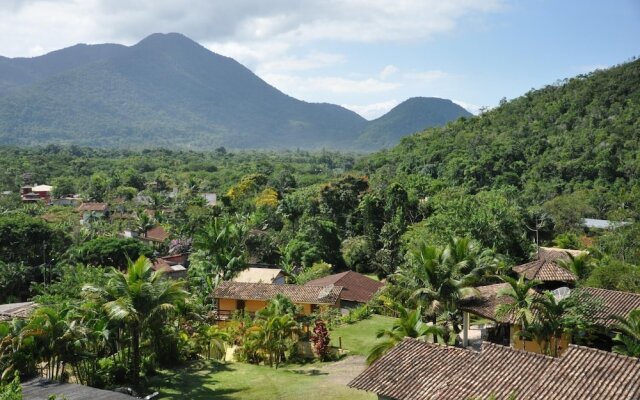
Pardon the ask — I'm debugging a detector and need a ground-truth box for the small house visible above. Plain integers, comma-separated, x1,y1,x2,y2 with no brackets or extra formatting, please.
305,271,384,309
212,281,342,322
232,267,288,284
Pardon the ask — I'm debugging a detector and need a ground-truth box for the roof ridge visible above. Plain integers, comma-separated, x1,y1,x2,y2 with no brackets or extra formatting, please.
584,286,640,297
481,341,558,360
567,343,640,361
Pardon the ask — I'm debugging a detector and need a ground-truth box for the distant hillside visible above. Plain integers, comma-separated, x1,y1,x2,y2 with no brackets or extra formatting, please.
363,58,640,204
0,33,464,151
356,97,471,150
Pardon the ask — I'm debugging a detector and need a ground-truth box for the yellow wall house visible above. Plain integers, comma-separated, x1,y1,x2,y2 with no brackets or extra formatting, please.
212,281,343,324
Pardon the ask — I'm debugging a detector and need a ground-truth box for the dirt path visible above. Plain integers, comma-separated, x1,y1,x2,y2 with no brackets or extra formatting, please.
289,355,368,385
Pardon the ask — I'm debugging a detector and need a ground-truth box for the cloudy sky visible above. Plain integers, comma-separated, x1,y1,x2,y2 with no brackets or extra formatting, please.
1,0,638,119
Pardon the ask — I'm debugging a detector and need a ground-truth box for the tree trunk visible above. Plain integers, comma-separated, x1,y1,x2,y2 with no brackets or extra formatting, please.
131,325,141,383
431,315,439,343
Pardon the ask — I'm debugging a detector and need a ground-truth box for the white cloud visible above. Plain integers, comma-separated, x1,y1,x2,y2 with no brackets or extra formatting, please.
379,65,399,79
342,99,400,120
261,73,401,96
452,99,482,115
0,0,504,57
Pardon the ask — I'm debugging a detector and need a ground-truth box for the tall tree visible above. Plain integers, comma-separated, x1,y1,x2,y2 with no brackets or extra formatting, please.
84,256,187,383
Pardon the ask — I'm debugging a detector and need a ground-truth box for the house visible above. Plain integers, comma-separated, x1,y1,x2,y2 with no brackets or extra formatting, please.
232,267,288,284
21,184,53,203
152,254,188,279
349,337,640,400
583,218,631,230
51,194,82,207
305,271,384,309
212,281,342,322
512,247,584,290
77,202,109,223
139,225,170,247
459,284,640,353
0,301,36,322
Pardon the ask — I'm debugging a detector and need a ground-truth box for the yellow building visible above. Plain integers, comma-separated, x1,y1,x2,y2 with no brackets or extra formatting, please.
212,281,342,323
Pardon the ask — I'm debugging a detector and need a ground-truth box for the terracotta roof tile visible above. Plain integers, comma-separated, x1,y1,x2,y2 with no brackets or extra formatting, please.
580,287,640,327
0,302,36,322
437,342,555,400
520,345,640,400
348,338,474,400
458,283,519,323
349,339,640,400
513,259,577,282
144,225,170,242
213,281,342,304
305,271,384,303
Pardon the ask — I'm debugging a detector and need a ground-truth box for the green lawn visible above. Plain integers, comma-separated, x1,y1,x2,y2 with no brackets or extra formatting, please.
330,314,397,355
146,316,396,399
149,360,374,400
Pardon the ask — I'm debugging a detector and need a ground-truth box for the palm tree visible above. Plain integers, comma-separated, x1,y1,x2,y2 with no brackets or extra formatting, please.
366,302,444,365
192,217,247,280
397,240,486,336
612,309,640,357
495,276,541,348
557,253,595,281
84,256,187,383
134,211,156,238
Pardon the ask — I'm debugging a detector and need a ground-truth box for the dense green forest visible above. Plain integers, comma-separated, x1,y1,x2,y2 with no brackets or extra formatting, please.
0,58,639,394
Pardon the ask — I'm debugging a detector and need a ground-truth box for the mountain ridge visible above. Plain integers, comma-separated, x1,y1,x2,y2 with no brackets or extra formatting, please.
0,32,470,151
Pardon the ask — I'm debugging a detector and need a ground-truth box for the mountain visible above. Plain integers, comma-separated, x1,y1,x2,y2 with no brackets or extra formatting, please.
356,97,471,150
363,58,640,203
0,33,465,151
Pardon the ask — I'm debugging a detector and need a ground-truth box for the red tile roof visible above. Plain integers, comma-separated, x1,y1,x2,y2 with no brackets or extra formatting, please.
349,339,640,400
144,225,170,242
348,338,474,400
458,283,520,323
580,287,640,327
437,342,555,400
213,281,342,305
520,345,640,399
305,271,384,303
513,259,577,282
0,302,36,322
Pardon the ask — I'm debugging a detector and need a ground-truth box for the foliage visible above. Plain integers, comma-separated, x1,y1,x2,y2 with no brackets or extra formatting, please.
191,216,247,281
366,302,443,365
83,256,187,383
70,237,153,270
585,258,640,293
0,372,21,400
0,213,67,266
393,237,495,336
294,261,332,285
612,309,640,357
310,320,331,361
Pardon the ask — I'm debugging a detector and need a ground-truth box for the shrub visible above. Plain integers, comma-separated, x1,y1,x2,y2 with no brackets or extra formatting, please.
311,319,331,361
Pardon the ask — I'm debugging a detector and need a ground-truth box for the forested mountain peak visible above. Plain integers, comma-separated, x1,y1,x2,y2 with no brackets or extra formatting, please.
356,97,471,149
0,33,462,151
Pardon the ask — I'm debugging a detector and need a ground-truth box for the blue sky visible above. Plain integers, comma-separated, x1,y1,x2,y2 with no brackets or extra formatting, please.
1,0,638,118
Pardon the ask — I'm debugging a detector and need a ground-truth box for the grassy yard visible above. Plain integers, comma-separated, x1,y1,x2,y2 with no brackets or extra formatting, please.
149,360,374,400
330,314,397,355
147,316,395,399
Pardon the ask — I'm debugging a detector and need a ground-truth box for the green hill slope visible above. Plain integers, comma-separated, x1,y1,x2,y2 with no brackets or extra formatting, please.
363,59,640,204
356,97,471,150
